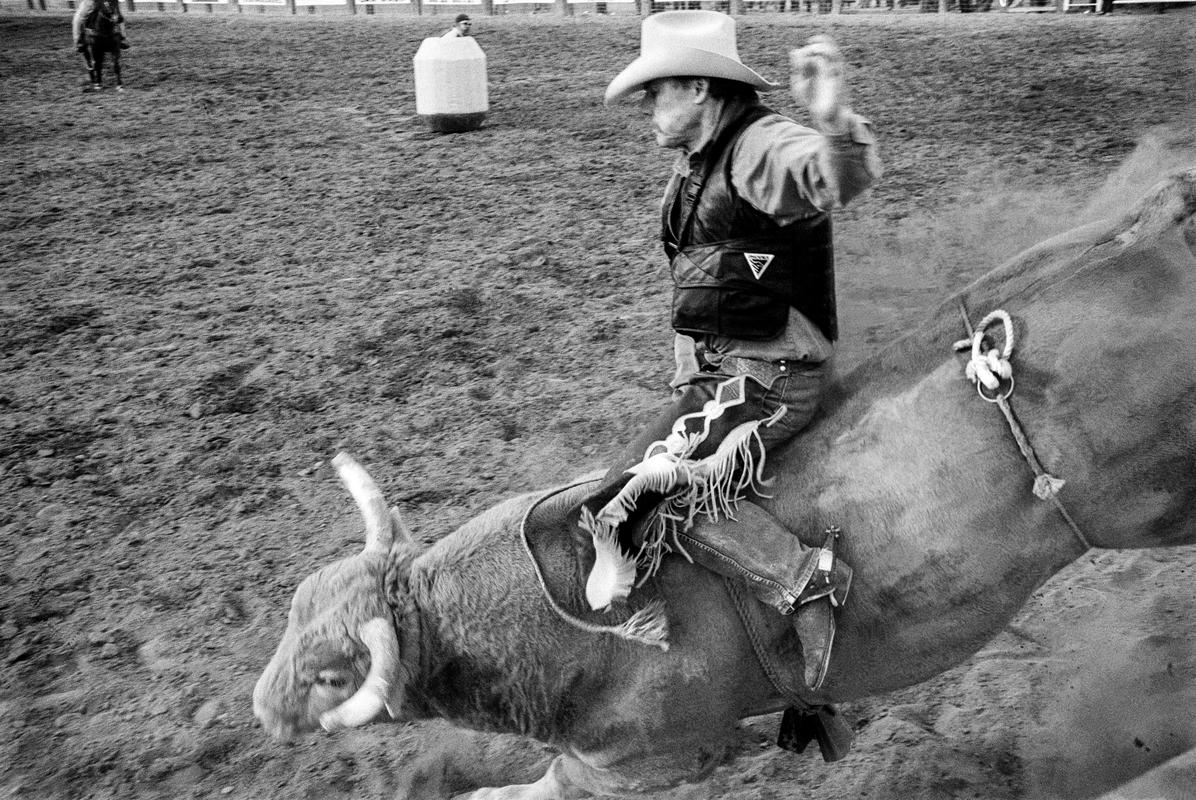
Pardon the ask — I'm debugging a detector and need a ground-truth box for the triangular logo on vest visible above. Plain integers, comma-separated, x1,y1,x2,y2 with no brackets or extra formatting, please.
744,253,774,280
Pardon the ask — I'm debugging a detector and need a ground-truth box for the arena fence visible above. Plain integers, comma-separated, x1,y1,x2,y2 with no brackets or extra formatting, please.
11,0,1189,17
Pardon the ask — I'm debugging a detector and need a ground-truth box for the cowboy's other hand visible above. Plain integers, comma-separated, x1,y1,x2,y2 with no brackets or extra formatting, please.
76,39,86,53
789,35,848,131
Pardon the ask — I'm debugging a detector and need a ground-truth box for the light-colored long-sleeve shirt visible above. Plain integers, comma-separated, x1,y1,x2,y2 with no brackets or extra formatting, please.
71,0,94,42
731,112,881,222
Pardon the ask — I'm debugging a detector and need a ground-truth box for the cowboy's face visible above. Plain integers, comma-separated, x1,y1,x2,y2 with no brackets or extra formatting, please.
642,78,705,151
455,20,472,35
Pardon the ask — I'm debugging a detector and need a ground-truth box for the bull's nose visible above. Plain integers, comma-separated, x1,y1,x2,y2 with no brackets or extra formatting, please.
253,701,296,741
256,715,297,742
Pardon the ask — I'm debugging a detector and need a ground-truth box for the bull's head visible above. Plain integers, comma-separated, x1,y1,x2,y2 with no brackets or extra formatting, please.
253,453,417,740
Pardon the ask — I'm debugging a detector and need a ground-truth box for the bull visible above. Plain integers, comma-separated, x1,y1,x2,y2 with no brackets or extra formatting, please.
253,168,1196,799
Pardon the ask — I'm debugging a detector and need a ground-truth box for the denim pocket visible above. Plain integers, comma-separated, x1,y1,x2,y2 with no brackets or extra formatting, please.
758,366,828,450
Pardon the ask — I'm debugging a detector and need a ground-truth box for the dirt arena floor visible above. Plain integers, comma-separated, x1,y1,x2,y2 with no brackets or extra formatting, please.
2,6,1196,800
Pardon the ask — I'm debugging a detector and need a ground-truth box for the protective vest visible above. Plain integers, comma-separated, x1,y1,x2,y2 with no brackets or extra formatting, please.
664,104,837,342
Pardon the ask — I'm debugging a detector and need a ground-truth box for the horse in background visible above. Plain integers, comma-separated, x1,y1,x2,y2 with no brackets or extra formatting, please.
72,0,128,92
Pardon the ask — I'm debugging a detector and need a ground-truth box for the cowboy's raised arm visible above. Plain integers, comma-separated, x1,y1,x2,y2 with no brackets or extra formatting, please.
765,35,880,211
790,36,851,133
731,36,879,221
785,36,880,210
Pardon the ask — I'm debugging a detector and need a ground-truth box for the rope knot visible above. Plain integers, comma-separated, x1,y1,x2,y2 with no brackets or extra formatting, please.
955,309,1015,400
954,302,1092,551
1033,474,1066,500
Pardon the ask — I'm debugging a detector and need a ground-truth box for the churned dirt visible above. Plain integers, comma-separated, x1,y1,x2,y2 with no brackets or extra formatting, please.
2,6,1196,800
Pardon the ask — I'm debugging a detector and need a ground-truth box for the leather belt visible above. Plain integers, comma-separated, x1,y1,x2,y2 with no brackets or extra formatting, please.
715,355,800,387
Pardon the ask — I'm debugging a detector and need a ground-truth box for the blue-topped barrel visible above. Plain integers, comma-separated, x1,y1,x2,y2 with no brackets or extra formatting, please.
412,36,489,134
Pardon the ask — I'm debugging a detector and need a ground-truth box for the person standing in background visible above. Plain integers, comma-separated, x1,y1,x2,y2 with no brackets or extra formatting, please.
442,14,473,37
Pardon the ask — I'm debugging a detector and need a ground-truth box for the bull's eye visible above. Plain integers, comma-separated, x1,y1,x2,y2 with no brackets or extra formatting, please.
316,670,349,689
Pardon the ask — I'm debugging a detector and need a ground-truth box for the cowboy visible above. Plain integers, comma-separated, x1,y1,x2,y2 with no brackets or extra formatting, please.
442,13,473,38
578,11,880,695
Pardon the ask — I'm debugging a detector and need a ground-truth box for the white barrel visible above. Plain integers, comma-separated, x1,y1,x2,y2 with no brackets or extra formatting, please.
412,36,489,133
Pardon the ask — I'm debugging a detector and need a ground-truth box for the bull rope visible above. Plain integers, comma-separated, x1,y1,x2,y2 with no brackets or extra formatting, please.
954,303,1094,552
520,478,671,650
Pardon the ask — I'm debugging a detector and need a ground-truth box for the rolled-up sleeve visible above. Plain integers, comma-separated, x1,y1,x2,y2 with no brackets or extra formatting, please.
732,113,881,222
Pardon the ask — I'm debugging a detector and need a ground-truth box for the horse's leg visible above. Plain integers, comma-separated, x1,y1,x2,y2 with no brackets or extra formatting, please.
91,45,105,89
84,42,98,87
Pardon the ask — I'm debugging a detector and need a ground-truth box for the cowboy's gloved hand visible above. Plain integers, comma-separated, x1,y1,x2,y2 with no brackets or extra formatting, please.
119,36,130,50
789,35,849,134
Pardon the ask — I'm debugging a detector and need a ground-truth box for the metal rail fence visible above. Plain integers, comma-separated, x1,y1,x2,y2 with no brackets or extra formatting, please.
0,0,1061,17
7,0,1190,16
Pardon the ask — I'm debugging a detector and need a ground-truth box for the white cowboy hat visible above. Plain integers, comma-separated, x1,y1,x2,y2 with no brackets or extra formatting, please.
604,11,777,106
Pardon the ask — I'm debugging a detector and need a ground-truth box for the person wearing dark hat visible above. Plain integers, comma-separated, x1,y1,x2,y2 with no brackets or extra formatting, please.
442,13,473,38
577,10,880,699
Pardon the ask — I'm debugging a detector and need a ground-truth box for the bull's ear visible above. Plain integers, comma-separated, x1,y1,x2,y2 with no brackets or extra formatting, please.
332,452,393,555
389,507,416,546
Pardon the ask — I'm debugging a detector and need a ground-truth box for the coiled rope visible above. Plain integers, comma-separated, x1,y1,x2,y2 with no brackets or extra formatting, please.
954,303,1093,552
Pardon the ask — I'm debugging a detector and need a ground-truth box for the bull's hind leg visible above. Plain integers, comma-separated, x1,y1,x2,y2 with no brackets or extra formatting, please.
459,752,661,800
112,51,123,91
461,736,733,800
457,755,590,800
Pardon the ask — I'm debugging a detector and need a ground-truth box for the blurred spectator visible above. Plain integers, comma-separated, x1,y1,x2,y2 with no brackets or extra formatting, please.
442,14,473,38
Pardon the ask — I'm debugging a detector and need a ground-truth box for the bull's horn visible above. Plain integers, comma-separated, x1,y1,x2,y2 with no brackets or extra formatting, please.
319,617,400,732
332,452,393,555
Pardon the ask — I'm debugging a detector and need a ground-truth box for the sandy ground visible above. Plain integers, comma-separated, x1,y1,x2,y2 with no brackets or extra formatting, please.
2,6,1196,800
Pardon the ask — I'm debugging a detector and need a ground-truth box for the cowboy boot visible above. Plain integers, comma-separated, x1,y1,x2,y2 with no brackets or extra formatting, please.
677,504,852,692
791,528,850,692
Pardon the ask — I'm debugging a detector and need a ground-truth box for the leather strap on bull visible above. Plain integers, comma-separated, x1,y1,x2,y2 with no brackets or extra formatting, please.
955,303,1093,552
